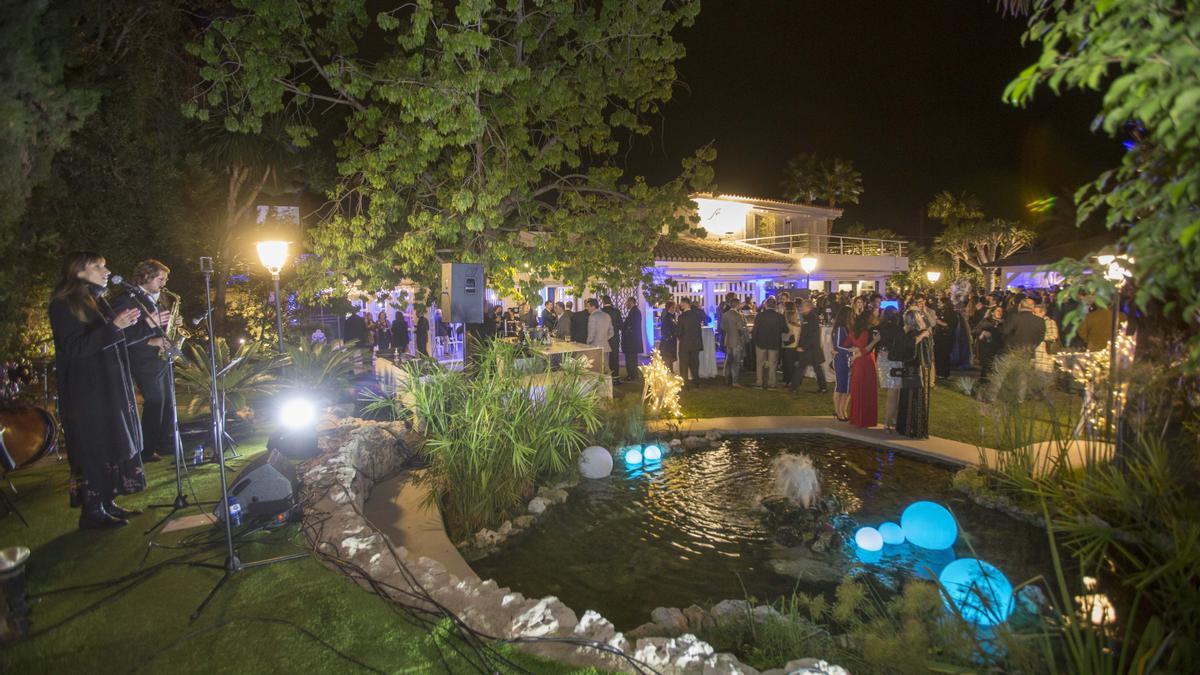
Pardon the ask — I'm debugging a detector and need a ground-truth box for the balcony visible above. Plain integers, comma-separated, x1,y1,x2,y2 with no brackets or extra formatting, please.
739,233,906,258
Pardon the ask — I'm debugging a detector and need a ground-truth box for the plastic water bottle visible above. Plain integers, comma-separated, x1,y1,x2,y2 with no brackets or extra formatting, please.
193,445,204,466
227,495,243,527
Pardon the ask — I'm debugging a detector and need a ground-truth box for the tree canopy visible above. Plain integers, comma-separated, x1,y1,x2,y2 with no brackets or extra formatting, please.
780,152,862,208
1006,0,1200,368
189,0,712,299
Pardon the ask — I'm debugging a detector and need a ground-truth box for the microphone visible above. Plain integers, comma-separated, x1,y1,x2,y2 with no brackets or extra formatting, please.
109,275,142,293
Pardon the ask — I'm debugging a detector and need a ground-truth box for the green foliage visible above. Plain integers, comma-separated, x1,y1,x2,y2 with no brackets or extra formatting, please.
926,190,984,229
174,338,284,417
780,153,863,208
188,0,713,300
387,339,602,536
592,396,649,449
280,339,359,400
1005,0,1200,370
935,217,1036,290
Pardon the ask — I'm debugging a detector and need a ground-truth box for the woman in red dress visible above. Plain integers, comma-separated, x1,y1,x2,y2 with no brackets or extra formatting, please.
848,308,879,428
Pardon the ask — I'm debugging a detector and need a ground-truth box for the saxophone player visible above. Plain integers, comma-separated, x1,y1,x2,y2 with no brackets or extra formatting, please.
111,260,175,463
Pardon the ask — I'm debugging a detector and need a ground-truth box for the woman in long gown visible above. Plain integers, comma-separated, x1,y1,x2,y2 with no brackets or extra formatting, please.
848,308,879,428
897,295,935,439
48,252,147,529
831,307,853,421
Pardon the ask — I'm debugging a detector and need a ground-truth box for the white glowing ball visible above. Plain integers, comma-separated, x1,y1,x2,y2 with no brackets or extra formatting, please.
278,398,317,429
879,521,906,546
624,447,643,465
578,446,613,479
643,445,663,461
901,501,958,550
854,526,884,552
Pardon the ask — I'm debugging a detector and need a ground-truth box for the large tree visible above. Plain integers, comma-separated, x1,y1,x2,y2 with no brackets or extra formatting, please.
935,218,1035,291
188,0,711,299
1006,0,1200,370
780,152,863,208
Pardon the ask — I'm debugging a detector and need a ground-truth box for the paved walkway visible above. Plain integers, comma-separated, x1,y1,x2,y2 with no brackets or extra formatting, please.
362,469,478,582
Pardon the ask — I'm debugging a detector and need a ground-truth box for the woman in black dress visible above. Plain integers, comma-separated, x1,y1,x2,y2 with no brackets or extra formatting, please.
48,252,147,529
897,295,935,439
658,301,678,373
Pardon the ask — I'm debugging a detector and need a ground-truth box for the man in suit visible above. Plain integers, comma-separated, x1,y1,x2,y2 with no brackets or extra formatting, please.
570,299,590,343
796,299,828,392
111,259,174,462
620,297,644,382
584,298,615,374
751,296,787,389
343,310,369,347
1002,298,1047,354
719,292,748,387
553,301,572,340
676,297,705,387
541,300,557,332
600,296,623,382
391,312,410,357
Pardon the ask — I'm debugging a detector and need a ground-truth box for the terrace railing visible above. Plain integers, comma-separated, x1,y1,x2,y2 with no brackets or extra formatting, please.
739,233,907,258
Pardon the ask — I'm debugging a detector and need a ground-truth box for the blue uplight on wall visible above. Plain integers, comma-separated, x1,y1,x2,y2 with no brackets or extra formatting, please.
623,447,643,465
879,521,905,546
854,526,884,552
938,558,1015,627
901,501,958,550
643,445,662,461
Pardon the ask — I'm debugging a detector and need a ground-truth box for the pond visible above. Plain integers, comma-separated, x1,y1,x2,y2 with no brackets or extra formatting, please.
471,435,1052,630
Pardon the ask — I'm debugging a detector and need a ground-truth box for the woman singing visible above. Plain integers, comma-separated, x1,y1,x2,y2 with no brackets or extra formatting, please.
49,252,147,529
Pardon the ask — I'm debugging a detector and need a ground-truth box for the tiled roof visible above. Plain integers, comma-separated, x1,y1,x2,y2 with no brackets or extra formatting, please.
692,192,843,216
654,236,794,264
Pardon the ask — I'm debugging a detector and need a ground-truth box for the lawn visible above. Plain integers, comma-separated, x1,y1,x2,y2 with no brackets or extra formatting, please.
0,437,593,674
614,371,1081,447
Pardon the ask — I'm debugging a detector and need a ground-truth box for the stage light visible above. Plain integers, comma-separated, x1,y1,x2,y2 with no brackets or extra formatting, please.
879,521,905,545
854,526,884,552
901,501,958,550
279,397,317,429
624,447,643,465
938,558,1014,627
643,445,662,461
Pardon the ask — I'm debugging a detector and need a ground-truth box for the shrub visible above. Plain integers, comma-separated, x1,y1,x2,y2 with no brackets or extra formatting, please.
281,339,359,401
385,339,602,536
174,338,283,417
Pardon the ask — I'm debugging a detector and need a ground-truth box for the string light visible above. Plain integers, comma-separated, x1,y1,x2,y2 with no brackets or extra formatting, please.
642,349,683,420
1054,323,1135,436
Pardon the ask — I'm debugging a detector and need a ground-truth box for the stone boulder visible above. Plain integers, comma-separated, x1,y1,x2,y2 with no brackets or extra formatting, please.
527,496,549,514
650,606,689,636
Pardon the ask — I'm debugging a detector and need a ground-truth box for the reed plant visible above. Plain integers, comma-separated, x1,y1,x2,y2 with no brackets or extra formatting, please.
374,338,602,536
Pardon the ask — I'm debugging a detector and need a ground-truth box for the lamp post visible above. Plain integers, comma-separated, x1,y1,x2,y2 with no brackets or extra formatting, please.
1097,253,1132,456
926,270,942,286
800,256,818,292
256,241,290,354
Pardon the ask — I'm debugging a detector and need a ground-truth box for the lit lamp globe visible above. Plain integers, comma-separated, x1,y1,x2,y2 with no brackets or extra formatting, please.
900,501,958,550
854,526,884,552
878,521,906,546
938,558,1015,626
256,240,289,276
800,257,818,275
925,270,942,284
642,445,663,462
578,446,614,479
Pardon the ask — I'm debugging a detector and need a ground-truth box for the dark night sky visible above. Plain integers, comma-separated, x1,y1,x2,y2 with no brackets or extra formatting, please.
625,0,1123,241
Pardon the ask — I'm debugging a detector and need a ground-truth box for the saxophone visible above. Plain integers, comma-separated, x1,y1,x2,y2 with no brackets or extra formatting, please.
160,288,188,361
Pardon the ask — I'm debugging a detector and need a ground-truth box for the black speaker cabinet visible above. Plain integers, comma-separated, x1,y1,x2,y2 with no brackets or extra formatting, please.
441,262,485,324
214,450,300,522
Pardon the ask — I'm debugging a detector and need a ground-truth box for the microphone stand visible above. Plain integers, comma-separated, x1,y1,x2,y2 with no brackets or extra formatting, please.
188,257,306,622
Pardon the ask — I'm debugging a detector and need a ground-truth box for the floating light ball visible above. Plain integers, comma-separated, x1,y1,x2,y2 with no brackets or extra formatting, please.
643,445,663,461
879,521,906,546
901,501,958,550
938,558,1015,627
578,446,613,479
623,447,643,465
854,526,884,552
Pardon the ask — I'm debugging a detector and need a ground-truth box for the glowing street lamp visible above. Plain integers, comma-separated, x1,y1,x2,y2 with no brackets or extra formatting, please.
800,256,818,290
925,270,942,284
256,240,290,353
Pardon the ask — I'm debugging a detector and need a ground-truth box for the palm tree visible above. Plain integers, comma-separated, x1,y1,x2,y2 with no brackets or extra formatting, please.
780,152,822,204
818,158,863,208
780,153,862,208
927,190,984,228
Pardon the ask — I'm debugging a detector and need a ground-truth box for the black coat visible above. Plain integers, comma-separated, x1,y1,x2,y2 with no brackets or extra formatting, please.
1002,311,1045,353
676,308,705,352
751,308,787,350
392,315,410,350
602,306,622,352
799,311,825,365
49,287,145,504
343,314,368,345
659,311,678,357
570,308,590,343
541,308,557,330
621,307,644,354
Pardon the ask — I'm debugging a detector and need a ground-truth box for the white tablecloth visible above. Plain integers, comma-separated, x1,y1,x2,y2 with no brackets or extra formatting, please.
699,327,717,378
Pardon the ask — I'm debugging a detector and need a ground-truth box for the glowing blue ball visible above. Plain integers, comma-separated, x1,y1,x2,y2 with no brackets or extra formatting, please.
623,448,643,465
901,501,958,550
938,558,1015,627
854,526,884,552
879,522,906,546
643,445,663,461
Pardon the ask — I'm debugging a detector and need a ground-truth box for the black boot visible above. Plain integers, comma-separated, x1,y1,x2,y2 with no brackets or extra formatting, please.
105,500,143,518
79,502,127,530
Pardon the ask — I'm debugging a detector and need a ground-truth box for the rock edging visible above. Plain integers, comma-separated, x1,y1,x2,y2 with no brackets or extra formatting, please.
302,419,846,674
